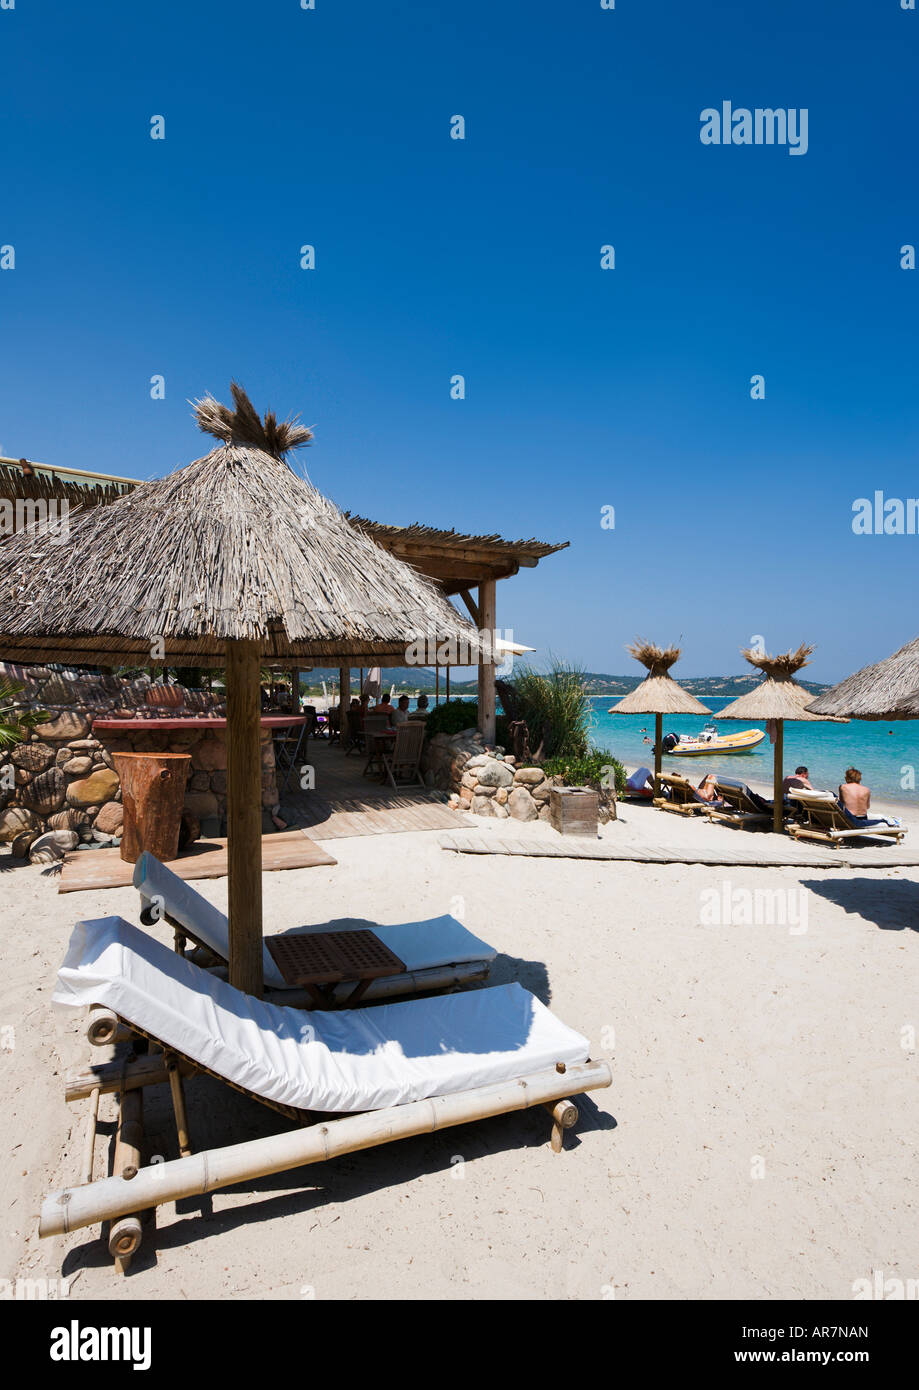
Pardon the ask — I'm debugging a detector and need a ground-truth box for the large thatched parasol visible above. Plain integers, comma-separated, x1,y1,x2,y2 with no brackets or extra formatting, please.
0,385,484,994
715,644,829,833
607,642,711,796
806,636,919,721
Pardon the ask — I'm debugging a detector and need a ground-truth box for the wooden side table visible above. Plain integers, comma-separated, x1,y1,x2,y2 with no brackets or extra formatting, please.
264,930,406,1008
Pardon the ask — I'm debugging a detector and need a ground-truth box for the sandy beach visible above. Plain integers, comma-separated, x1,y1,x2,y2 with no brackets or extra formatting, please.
4,801,918,1301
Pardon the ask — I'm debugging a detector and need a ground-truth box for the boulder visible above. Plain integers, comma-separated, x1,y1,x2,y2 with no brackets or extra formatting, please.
471,794,496,817
0,806,41,843
493,802,509,818
28,829,78,863
183,790,219,820
513,766,545,786
191,738,227,772
93,802,124,836
465,754,490,770
62,756,93,776
41,673,76,705
69,739,100,752
48,810,75,832
189,771,211,792
55,747,74,767
472,782,496,797
10,829,38,858
11,742,55,773
495,786,509,805
508,786,539,821
66,769,120,807
476,759,514,789
22,766,66,816
40,711,91,741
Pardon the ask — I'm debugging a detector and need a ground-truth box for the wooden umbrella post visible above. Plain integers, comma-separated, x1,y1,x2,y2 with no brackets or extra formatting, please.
225,639,264,996
773,719,784,834
339,665,350,745
654,712,663,799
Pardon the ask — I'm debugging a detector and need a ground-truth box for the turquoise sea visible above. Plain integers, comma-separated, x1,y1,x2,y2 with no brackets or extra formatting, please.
587,696,919,808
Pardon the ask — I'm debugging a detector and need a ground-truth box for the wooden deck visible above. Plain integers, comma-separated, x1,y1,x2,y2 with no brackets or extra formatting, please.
58,831,336,894
439,830,919,870
282,738,473,840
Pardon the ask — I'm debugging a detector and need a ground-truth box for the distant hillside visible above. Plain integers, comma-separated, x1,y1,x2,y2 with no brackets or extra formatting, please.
299,668,829,697
580,672,830,697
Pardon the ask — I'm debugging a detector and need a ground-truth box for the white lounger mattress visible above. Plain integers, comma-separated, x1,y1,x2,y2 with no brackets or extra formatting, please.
134,852,496,991
55,918,589,1114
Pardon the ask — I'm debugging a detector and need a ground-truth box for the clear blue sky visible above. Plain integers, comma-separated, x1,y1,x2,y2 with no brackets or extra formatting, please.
2,1,917,682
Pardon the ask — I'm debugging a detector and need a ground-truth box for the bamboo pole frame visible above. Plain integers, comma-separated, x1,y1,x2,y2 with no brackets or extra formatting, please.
772,720,784,834
41,1061,611,1240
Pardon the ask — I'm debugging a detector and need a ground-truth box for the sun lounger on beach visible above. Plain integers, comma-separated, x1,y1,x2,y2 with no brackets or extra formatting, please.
42,916,611,1270
704,777,774,829
785,789,907,846
133,852,496,1001
654,772,720,815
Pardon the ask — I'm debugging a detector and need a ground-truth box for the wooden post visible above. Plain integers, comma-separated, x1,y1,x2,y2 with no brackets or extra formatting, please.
654,712,663,798
225,639,264,997
478,578,496,745
773,720,784,834
446,667,451,702
339,666,350,744
435,665,439,706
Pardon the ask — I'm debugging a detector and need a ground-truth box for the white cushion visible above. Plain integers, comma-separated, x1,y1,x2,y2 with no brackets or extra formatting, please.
55,918,587,1114
134,852,496,992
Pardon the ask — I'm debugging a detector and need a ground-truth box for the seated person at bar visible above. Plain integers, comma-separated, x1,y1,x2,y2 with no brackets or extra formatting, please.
374,693,394,721
838,767,872,821
391,695,411,726
782,765,813,796
415,693,429,713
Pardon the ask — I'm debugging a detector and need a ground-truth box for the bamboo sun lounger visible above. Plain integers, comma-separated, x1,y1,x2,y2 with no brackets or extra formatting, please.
785,789,907,847
42,917,612,1270
654,772,720,816
705,777,774,829
133,852,497,1004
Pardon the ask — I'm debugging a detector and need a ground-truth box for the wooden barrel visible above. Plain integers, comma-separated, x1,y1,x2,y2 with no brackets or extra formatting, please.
113,753,191,864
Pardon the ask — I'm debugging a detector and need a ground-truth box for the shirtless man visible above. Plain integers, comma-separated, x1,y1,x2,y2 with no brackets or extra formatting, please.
838,767,871,820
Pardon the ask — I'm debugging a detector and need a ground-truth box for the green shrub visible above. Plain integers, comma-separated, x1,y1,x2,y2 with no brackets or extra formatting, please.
541,748,626,798
506,661,590,760
422,699,480,738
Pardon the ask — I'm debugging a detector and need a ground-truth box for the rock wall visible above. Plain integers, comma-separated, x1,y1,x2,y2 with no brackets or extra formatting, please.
0,663,276,860
421,726,562,822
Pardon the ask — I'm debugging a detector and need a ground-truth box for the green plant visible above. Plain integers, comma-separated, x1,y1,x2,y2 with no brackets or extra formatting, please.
508,661,590,760
541,747,626,801
0,678,49,750
422,698,480,738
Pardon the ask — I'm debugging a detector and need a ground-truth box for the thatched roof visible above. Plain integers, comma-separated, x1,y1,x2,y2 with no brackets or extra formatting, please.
716,645,826,721
607,641,711,716
806,635,919,721
0,385,485,668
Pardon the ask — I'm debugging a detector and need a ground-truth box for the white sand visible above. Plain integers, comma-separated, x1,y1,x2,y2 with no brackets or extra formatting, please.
3,804,918,1300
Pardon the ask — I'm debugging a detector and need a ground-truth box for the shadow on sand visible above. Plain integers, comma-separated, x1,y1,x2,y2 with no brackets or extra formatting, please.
801,877,919,933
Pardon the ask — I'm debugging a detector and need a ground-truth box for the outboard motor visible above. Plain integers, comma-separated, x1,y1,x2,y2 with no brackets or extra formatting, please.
661,732,680,754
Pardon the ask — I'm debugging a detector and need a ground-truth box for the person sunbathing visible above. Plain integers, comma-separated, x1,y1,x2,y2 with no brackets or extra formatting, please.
783,765,813,796
695,773,720,802
838,767,872,821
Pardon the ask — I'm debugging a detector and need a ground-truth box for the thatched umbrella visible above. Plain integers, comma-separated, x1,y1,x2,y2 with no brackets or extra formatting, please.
607,642,711,796
714,644,827,833
806,636,919,721
0,385,484,994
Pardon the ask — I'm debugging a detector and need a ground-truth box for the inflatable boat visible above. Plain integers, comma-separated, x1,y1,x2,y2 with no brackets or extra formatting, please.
663,724,765,757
